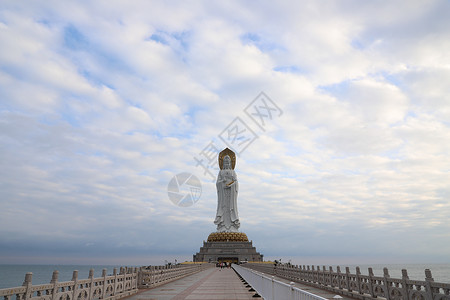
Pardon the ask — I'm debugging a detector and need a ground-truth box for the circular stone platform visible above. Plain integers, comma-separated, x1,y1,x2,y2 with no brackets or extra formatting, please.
207,232,249,242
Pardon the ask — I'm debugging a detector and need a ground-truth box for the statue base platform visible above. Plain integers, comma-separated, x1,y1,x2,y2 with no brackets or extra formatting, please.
193,232,263,263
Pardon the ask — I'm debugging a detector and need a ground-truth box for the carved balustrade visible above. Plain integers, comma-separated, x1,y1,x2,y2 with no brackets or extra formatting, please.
0,267,138,300
0,263,214,300
242,263,450,300
138,263,213,288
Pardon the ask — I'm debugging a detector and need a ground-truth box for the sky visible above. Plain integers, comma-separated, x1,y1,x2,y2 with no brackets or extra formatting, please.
1,0,450,267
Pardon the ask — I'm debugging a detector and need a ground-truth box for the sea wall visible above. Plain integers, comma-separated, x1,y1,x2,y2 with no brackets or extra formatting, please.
243,263,450,300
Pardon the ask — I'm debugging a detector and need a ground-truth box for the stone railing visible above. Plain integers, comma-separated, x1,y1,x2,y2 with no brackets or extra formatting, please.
138,263,213,288
0,267,138,300
0,263,214,300
242,263,450,300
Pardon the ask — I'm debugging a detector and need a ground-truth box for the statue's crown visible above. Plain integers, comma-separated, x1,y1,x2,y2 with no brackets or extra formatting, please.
218,148,236,170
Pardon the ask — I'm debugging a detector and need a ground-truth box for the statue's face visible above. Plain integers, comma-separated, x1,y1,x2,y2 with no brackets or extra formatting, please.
223,156,231,169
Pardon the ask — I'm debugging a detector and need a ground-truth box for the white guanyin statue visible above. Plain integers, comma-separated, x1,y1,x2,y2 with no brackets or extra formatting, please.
214,148,240,232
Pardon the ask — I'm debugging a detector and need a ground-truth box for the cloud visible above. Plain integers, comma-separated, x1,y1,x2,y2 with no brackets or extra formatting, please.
0,0,449,265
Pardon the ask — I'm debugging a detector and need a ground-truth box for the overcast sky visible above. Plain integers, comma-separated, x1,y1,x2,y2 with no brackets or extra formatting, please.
1,0,450,267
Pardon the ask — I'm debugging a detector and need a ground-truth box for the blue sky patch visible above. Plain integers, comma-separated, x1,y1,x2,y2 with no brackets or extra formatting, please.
273,65,304,74
64,25,89,50
148,30,190,52
240,32,284,52
318,80,352,96
148,32,169,45
351,39,365,50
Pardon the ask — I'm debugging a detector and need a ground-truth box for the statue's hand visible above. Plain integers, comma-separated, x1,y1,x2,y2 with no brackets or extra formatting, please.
225,180,234,187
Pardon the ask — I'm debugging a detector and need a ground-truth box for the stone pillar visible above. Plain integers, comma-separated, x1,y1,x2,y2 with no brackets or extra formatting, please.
346,267,351,292
330,266,334,288
137,268,142,289
102,269,107,299
51,270,59,283
72,270,78,281
368,267,376,298
317,266,320,283
337,266,342,290
51,271,59,300
425,269,434,300
383,267,391,300
356,266,362,295
23,272,32,286
71,270,79,300
88,269,94,300
22,272,33,300
113,268,118,293
401,269,409,300
307,265,311,282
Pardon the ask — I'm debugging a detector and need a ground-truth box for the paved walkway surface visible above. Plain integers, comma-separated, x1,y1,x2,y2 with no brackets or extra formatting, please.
126,267,356,300
127,267,256,300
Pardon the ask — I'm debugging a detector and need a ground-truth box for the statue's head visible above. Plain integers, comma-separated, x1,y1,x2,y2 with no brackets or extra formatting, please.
223,155,231,169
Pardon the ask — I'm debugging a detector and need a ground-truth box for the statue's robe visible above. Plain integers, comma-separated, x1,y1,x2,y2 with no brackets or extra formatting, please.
214,169,240,232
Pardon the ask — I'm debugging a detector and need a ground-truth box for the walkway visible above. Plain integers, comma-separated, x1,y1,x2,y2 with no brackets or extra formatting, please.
126,266,356,300
127,267,256,300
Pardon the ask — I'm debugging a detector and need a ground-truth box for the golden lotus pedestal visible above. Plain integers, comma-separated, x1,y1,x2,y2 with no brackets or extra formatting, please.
207,232,249,242
193,232,263,263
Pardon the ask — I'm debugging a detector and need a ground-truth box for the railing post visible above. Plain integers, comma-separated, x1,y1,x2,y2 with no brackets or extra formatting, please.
337,266,342,290
88,269,94,300
330,266,334,288
383,267,391,300
113,268,118,293
102,269,107,299
368,267,376,298
301,265,305,281
51,270,59,300
22,272,33,300
137,267,142,288
312,265,316,283
71,270,79,300
151,266,155,286
401,269,410,300
346,267,351,292
424,269,434,300
356,266,362,295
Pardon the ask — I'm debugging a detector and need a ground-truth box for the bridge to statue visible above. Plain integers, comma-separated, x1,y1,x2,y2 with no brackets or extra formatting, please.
2,262,449,300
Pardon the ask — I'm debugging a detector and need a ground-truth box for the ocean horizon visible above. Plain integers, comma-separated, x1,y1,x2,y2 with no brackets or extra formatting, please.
0,263,449,290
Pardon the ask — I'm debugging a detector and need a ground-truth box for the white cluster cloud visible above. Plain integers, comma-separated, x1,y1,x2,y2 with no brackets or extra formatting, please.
1,0,449,265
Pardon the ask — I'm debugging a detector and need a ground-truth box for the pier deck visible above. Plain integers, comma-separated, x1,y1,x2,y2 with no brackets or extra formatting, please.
128,266,355,300
129,267,255,299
